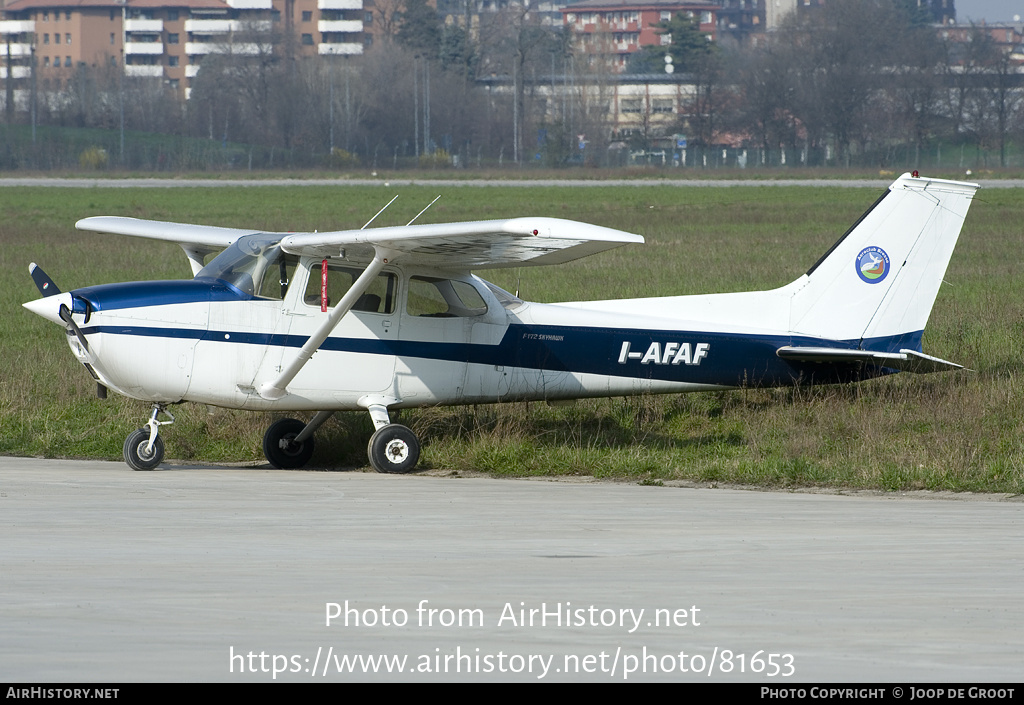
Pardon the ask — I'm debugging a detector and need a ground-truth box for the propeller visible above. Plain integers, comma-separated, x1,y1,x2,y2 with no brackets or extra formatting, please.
28,263,107,399
29,262,61,297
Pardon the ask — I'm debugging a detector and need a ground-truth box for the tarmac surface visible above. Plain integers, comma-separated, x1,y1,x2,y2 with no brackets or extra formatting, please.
1,456,1021,682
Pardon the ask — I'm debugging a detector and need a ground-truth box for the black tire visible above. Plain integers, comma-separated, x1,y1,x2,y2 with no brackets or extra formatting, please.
263,418,315,469
367,424,420,474
124,428,164,471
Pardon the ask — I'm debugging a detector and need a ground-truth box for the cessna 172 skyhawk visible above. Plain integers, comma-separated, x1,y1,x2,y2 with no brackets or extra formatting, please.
23,173,977,473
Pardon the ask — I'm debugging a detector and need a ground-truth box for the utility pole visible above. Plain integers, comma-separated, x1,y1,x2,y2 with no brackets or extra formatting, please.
6,33,13,125
118,0,126,165
413,56,419,158
30,39,36,147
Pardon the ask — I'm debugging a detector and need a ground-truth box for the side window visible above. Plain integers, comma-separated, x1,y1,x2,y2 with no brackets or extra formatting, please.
407,276,488,317
304,263,396,314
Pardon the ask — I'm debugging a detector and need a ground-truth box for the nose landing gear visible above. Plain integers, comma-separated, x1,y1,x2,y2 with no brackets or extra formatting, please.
123,404,174,471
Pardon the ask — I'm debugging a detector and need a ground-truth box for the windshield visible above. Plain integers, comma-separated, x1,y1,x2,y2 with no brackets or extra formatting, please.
196,234,284,297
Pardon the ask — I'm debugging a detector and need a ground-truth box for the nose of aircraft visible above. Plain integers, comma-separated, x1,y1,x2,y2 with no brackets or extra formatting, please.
23,292,74,325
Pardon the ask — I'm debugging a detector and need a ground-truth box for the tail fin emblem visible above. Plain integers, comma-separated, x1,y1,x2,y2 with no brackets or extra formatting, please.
856,246,890,284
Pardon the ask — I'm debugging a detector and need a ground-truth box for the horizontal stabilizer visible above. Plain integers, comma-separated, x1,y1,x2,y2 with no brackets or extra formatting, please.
776,346,965,374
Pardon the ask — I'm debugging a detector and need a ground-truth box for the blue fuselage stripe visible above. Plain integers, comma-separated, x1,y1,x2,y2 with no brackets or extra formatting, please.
80,320,918,387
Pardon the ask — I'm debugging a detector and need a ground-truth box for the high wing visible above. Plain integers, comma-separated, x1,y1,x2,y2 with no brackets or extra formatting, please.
76,215,644,273
76,216,268,275
278,217,644,269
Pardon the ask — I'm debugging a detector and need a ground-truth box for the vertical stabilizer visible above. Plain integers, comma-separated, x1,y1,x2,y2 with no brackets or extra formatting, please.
788,173,978,350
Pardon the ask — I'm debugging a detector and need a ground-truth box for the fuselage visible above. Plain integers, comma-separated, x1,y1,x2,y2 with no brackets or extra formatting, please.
27,255,893,413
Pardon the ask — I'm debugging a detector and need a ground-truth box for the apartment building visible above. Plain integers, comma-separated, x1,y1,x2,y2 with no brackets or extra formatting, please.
0,0,368,94
561,0,718,72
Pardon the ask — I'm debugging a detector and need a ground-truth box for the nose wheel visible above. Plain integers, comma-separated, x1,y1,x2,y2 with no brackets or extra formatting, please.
124,428,165,470
123,404,173,471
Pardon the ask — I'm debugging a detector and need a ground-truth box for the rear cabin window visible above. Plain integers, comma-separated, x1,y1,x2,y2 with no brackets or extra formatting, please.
407,276,488,317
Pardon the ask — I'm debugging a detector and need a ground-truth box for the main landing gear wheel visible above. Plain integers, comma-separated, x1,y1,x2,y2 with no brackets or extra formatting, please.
123,428,165,471
263,418,315,469
367,424,420,474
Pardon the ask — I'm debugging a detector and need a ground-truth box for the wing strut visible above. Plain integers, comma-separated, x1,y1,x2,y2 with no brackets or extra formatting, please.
258,249,393,401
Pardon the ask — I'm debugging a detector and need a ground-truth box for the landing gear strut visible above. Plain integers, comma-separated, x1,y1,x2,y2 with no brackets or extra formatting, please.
259,407,422,473
123,404,173,471
365,403,420,474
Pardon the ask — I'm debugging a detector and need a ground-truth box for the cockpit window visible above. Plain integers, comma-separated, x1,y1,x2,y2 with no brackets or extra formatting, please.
196,234,296,299
305,263,396,314
255,252,299,300
407,276,488,317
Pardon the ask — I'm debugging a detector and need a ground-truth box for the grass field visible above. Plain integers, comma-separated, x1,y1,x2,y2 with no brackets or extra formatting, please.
2,182,1021,492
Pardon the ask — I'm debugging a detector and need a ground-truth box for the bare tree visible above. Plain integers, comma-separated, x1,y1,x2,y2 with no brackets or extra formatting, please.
975,45,1022,167
779,0,909,165
368,0,407,44
478,5,557,164
733,41,799,163
881,13,944,165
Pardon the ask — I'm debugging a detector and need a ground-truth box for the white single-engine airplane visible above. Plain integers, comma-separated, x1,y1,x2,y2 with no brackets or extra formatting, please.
24,173,977,473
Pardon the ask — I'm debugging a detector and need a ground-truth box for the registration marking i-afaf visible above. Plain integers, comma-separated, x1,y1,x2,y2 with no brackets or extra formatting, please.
618,341,710,366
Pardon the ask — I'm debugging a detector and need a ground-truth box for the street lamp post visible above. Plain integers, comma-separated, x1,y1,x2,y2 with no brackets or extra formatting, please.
118,0,126,164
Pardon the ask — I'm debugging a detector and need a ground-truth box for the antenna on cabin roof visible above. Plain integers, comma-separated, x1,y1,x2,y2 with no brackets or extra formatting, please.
361,194,399,230
407,195,441,226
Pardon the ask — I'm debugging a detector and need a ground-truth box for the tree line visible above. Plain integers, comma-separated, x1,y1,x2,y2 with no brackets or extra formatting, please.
3,0,1023,170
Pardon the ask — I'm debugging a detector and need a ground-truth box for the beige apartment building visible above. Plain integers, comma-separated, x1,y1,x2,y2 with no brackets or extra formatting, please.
0,0,369,95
